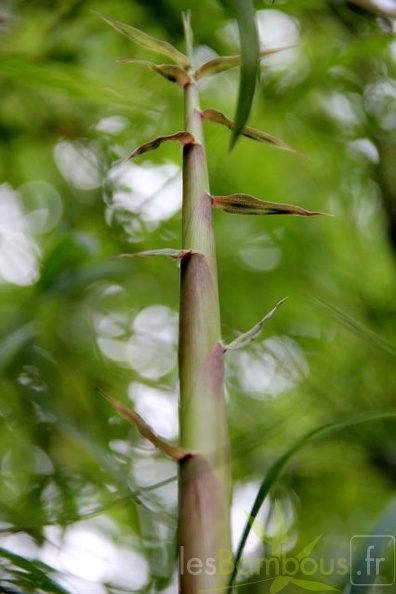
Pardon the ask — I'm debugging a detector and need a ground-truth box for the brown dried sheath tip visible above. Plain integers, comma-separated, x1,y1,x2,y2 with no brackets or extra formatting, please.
195,46,297,79
202,108,299,154
118,60,190,86
96,386,187,461
212,193,328,216
127,131,196,160
114,248,193,261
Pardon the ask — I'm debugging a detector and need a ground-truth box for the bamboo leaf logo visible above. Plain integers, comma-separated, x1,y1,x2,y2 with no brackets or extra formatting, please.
287,578,339,591
270,576,292,594
243,509,272,545
296,535,323,560
244,505,340,593
243,503,288,552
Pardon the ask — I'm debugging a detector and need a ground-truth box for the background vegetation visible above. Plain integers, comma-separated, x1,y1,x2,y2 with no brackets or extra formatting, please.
1,0,396,592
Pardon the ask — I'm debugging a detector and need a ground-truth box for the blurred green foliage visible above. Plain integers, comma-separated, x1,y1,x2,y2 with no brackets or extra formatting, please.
1,0,396,592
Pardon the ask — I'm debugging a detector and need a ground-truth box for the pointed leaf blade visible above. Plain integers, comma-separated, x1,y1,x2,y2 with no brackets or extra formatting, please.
230,409,396,588
314,297,396,358
115,248,192,261
296,534,323,560
219,0,260,148
202,108,299,154
196,46,297,79
94,11,189,67
0,322,36,369
196,54,241,79
0,547,73,594
225,297,288,351
270,576,292,594
212,194,328,217
96,387,187,460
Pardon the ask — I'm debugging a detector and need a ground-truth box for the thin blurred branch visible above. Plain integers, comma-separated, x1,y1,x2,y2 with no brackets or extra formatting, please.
348,0,396,18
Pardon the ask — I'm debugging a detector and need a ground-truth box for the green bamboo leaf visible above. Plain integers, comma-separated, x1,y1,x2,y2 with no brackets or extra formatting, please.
271,568,338,594
96,387,188,461
0,323,36,370
127,131,195,159
195,46,296,79
212,194,327,217
93,11,189,67
230,409,396,587
115,248,192,261
202,108,299,154
118,59,190,86
290,578,339,591
224,297,288,351
0,57,130,109
218,0,260,148
313,297,396,358
0,547,72,594
269,535,326,593
271,576,292,594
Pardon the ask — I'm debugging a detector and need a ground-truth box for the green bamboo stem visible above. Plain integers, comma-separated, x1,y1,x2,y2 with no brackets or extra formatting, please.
178,13,232,593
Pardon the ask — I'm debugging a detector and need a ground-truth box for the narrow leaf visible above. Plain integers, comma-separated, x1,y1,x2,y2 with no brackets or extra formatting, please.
212,194,327,217
0,57,133,110
270,576,292,594
195,46,296,79
348,0,396,18
224,297,288,351
202,108,298,154
118,59,189,86
230,409,396,587
127,131,195,159
0,323,36,369
94,11,189,67
0,547,72,594
290,578,339,591
313,297,396,358
115,248,192,261
219,0,260,148
96,387,188,461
